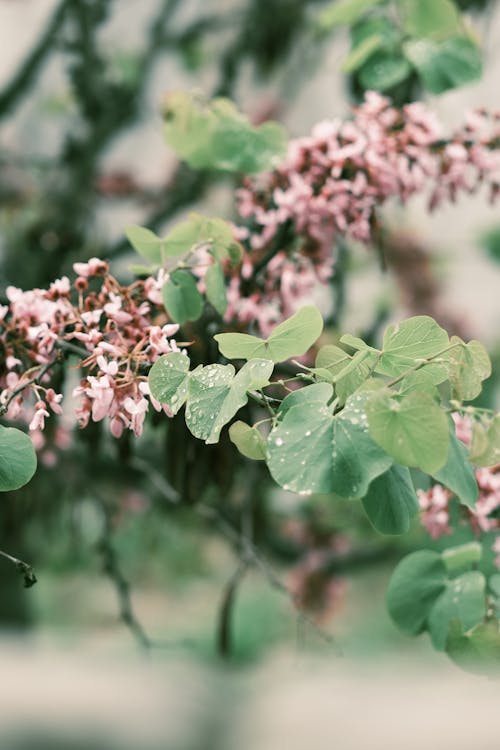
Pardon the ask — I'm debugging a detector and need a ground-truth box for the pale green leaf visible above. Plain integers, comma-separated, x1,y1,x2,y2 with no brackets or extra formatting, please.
125,225,163,264
377,315,450,379
470,415,500,467
205,261,227,315
366,389,449,474
229,421,266,460
398,0,462,39
215,306,323,363
447,336,491,402
162,270,204,324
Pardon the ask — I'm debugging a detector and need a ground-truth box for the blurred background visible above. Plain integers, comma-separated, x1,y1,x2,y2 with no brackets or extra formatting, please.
1,0,500,748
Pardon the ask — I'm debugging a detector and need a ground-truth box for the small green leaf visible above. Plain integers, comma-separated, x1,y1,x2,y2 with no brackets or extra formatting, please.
342,34,384,73
366,389,449,474
0,426,37,491
205,261,227,315
277,382,334,420
148,352,191,414
162,270,204,324
377,315,450,380
361,464,419,535
186,359,273,444
125,225,163,264
432,424,478,508
317,0,383,32
398,0,462,39
427,571,486,651
358,52,412,92
442,542,482,575
387,550,447,635
446,621,500,674
403,36,482,94
470,415,500,467
215,306,323,363
163,91,287,174
229,421,266,460
447,336,491,402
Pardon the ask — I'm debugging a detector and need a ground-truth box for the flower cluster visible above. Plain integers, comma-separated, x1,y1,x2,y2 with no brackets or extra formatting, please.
0,259,179,442
227,92,500,332
418,414,500,567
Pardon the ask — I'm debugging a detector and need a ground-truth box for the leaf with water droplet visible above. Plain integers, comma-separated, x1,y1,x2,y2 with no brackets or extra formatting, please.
376,315,450,381
186,359,274,444
148,352,191,414
267,395,392,496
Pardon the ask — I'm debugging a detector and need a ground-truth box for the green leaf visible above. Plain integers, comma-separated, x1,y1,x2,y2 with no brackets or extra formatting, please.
342,34,384,73
215,306,323,363
186,359,273,444
427,571,486,651
398,0,462,39
338,334,372,352
162,270,204,324
163,91,287,174
376,315,450,380
125,225,163,264
358,52,412,92
148,352,191,414
446,621,500,674
470,415,500,467
163,213,240,261
277,382,334,419
229,421,266,460
403,36,482,94
447,336,491,402
361,464,419,535
315,345,378,404
317,0,383,32
442,542,482,575
0,426,37,491
432,425,478,508
366,389,449,474
387,550,447,635
205,261,227,315
267,394,392,497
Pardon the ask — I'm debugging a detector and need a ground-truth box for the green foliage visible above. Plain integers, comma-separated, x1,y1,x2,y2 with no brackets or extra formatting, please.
215,305,323,363
366,389,449,474
470,415,500,467
267,390,393,497
0,425,37,491
316,0,483,98
432,428,478,508
162,270,204,325
149,353,273,444
361,465,419,534
229,421,267,460
386,542,500,668
127,212,243,323
403,36,483,94
162,91,287,174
